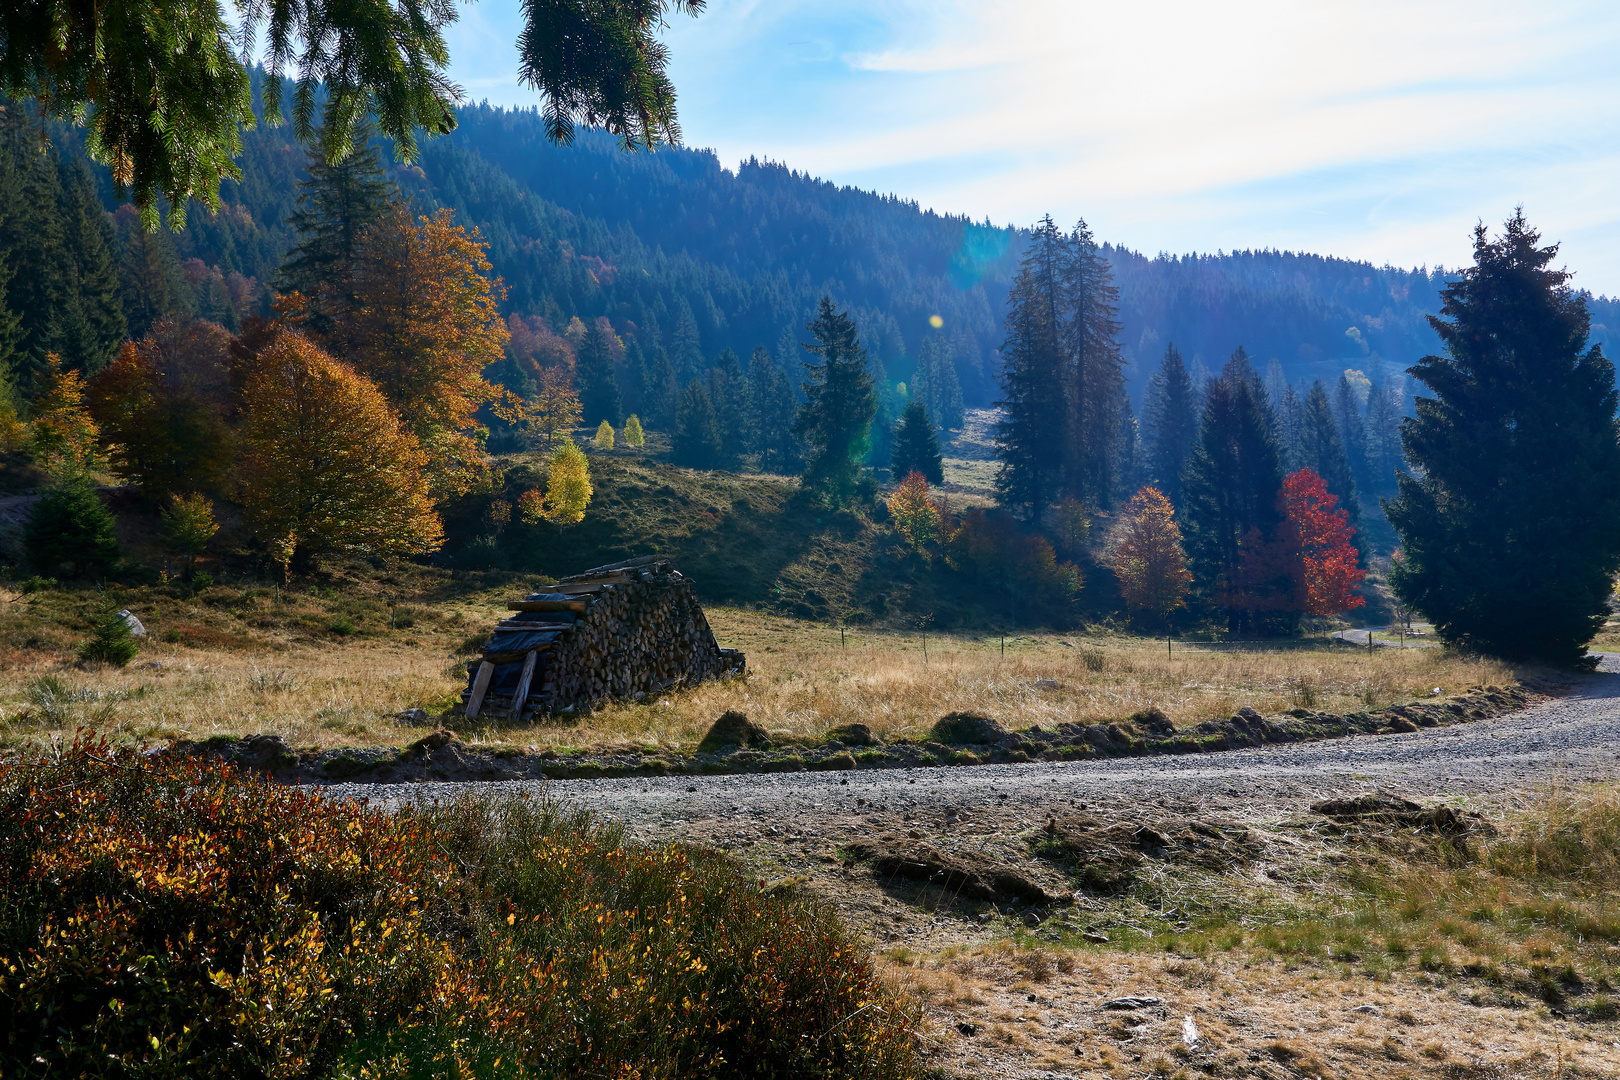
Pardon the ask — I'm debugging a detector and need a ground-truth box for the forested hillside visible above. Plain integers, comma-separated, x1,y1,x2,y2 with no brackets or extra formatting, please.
11,81,1616,416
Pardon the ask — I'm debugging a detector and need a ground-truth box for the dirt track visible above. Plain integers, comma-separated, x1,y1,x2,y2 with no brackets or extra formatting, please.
339,657,1620,840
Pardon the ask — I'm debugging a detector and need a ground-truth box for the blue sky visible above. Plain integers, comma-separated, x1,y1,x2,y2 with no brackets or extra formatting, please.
442,0,1620,293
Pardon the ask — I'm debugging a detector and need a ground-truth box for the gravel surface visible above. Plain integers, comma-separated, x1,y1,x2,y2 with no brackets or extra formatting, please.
335,658,1620,838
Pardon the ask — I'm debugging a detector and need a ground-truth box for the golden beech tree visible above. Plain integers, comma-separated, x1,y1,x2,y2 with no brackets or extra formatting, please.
1113,485,1193,625
888,470,940,552
529,363,583,448
28,354,104,479
542,438,592,525
624,414,645,448
326,205,514,500
238,333,443,575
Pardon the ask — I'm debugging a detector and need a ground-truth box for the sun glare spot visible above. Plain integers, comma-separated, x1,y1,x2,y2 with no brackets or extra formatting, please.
929,314,944,328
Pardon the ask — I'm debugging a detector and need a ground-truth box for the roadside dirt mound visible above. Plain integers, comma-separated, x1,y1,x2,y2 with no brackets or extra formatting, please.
696,710,772,752
1033,813,1261,893
1310,792,1490,837
845,838,1064,907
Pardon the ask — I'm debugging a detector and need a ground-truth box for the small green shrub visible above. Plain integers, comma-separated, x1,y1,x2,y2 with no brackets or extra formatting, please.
328,617,357,636
76,613,139,667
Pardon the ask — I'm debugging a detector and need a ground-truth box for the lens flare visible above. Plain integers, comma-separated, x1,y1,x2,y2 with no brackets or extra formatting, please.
929,314,944,328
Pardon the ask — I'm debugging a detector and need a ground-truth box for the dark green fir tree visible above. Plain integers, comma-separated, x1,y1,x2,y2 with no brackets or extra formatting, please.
577,319,623,426
1141,342,1196,506
1386,211,1620,665
1298,380,1363,546
993,218,1068,524
891,398,944,484
794,296,876,508
671,378,722,470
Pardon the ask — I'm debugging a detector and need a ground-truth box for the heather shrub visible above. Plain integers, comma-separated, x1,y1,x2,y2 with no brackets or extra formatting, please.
0,735,919,1079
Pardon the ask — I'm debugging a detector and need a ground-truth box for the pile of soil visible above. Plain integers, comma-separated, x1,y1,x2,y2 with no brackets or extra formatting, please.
1032,813,1262,894
1309,792,1491,838
844,838,1065,908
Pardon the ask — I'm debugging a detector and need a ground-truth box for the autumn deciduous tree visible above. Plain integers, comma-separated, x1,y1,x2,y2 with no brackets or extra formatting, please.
594,420,615,449
159,492,219,579
327,205,512,499
529,364,583,449
888,471,939,553
542,438,592,525
1280,468,1365,614
237,333,442,575
28,354,102,479
624,414,645,448
1113,485,1192,625
87,320,234,498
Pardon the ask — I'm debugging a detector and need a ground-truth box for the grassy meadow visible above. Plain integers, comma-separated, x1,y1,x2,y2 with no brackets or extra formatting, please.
0,571,1512,752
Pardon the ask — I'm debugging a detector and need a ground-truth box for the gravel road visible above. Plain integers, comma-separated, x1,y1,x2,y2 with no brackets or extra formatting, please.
337,657,1620,840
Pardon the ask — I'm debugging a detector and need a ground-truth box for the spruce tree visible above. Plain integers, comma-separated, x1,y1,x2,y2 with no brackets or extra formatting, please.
994,219,1068,524
913,333,964,430
622,337,647,418
576,320,623,426
1386,211,1620,665
794,296,876,509
1142,343,1196,506
646,346,677,429
119,225,193,341
670,300,704,384
1180,349,1287,633
757,354,803,475
671,378,722,470
709,347,746,467
1362,381,1403,496
744,345,773,458
1298,381,1363,544
1063,218,1126,508
1277,384,1305,470
1332,373,1371,497
278,130,396,334
57,159,125,374
891,398,944,484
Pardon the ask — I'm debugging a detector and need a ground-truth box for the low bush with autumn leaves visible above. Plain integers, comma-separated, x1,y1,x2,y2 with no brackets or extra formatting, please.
0,734,920,1078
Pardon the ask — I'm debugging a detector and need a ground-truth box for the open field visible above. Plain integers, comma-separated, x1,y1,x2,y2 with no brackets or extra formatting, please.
0,582,1513,753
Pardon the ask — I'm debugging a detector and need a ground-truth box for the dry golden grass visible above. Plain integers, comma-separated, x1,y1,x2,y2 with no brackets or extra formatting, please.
0,593,1514,751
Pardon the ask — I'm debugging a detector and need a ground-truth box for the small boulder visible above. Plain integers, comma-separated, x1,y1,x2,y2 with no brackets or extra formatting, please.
827,722,877,746
931,712,1007,744
698,710,772,752
116,609,147,637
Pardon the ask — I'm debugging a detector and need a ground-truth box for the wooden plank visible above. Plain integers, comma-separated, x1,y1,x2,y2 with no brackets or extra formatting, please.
508,600,586,612
558,555,664,582
508,649,539,719
465,661,495,719
545,581,621,594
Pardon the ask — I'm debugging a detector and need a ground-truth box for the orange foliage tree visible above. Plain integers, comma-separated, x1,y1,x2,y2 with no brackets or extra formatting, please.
529,363,583,448
326,205,513,499
888,471,940,553
1113,485,1192,624
237,332,442,576
27,354,103,479
1280,467,1366,614
87,320,235,498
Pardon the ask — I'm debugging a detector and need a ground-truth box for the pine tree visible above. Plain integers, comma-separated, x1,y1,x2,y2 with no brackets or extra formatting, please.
1333,373,1371,500
744,344,773,457
1063,218,1127,508
1276,384,1305,470
794,296,876,508
622,337,647,418
577,319,623,426
1386,211,1620,664
757,354,803,475
24,481,120,579
913,333,964,430
891,398,944,484
646,346,678,429
708,347,745,467
994,219,1068,524
1141,343,1196,507
1362,381,1403,496
119,225,194,342
1297,381,1363,544
672,378,722,470
57,159,125,374
670,300,704,384
278,129,397,334
1180,349,1287,633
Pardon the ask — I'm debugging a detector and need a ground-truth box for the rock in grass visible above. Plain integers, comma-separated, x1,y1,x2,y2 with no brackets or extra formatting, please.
698,710,772,752
930,712,1007,744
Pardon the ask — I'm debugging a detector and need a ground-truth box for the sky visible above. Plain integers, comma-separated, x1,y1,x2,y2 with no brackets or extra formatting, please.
442,0,1620,293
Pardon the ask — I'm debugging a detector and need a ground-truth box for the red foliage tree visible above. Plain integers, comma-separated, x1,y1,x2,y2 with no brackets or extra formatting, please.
1280,468,1366,614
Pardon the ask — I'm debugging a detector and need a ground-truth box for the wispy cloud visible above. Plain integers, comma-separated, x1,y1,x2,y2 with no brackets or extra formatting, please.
448,0,1620,290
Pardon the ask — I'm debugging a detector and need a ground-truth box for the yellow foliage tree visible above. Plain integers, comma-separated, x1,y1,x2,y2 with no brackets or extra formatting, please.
159,492,219,579
1113,485,1192,625
624,414,645,448
594,419,615,449
529,364,583,449
543,438,592,526
327,205,513,500
517,488,545,526
238,333,443,576
27,354,104,479
888,470,940,553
